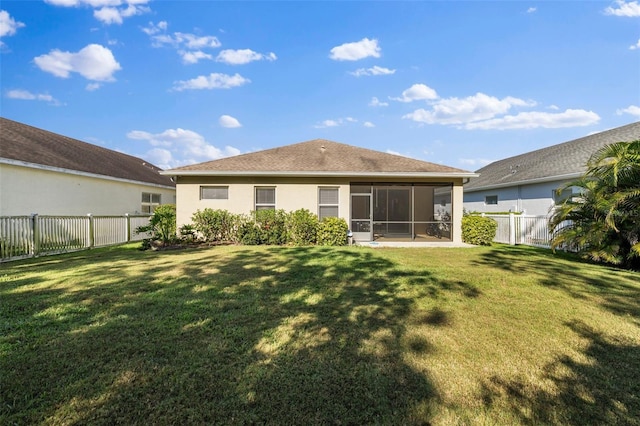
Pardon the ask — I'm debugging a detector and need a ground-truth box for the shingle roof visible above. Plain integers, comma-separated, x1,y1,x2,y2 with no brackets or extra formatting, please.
0,117,174,188
164,139,474,177
465,121,640,191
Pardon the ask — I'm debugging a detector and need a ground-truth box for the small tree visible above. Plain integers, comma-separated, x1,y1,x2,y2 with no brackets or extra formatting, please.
549,140,640,269
136,204,177,247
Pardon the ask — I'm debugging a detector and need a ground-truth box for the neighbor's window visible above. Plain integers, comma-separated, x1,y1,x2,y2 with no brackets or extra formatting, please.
318,187,339,220
201,186,229,200
553,188,573,205
255,187,276,210
142,192,161,213
485,195,498,205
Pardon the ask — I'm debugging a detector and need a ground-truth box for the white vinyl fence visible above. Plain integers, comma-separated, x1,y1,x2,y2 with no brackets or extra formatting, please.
0,214,151,262
483,214,553,248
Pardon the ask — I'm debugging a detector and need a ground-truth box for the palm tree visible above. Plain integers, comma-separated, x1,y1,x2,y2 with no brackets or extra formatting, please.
549,140,640,269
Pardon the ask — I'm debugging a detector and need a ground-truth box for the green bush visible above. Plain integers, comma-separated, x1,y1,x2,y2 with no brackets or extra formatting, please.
191,208,238,242
461,215,497,246
317,217,349,246
256,209,288,245
236,215,263,245
287,209,319,246
136,204,177,247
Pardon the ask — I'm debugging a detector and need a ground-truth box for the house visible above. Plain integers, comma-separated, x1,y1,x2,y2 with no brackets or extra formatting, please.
463,122,640,216
0,117,176,216
161,139,477,244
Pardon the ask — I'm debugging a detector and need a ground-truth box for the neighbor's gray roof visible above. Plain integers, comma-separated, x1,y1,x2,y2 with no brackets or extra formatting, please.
0,117,174,188
163,139,475,177
465,121,640,192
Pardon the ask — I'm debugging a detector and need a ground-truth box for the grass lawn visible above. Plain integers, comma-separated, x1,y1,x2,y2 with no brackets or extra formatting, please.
1,244,639,425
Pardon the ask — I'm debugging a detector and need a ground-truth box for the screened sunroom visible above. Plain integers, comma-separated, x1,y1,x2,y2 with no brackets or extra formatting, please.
350,183,453,242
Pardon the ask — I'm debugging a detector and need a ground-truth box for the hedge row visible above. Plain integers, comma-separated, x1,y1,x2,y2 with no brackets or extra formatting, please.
190,208,348,246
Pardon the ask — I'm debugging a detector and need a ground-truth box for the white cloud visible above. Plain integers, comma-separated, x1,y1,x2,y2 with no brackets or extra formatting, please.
127,127,241,169
0,10,25,44
142,20,167,35
391,83,439,102
369,96,389,107
402,92,534,124
604,0,640,17
179,50,212,64
6,89,61,105
34,44,121,81
630,39,640,49
46,0,150,24
314,117,359,128
349,65,395,77
172,73,250,91
151,32,221,49
219,114,242,128
363,121,375,128
86,82,101,91
617,104,640,117
464,109,600,130
527,7,537,13
329,37,381,61
216,49,277,65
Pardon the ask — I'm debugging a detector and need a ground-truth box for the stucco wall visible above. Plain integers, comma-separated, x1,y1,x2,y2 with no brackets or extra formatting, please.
176,176,466,243
0,163,176,216
463,180,568,216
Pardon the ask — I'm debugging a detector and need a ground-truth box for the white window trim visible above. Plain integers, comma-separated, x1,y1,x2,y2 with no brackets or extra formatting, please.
200,186,229,200
255,186,276,210
318,186,339,220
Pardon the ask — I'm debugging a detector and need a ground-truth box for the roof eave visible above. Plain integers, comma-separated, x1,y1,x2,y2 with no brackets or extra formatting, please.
161,170,479,179
464,172,583,192
1,157,176,189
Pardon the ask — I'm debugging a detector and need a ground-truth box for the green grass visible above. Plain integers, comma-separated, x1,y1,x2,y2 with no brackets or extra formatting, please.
1,244,638,425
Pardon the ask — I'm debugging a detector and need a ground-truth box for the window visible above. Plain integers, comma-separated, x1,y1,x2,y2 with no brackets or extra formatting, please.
318,187,339,220
255,187,276,210
142,192,161,213
485,195,498,205
553,188,572,205
201,186,228,200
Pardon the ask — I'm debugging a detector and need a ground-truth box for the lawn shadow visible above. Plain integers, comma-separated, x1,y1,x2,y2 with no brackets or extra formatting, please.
473,245,640,322
1,245,464,425
479,320,640,425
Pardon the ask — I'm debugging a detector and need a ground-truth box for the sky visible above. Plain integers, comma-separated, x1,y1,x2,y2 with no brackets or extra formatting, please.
1,0,639,172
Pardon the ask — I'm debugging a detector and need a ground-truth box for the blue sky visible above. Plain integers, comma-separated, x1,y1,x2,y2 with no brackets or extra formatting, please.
1,1,639,171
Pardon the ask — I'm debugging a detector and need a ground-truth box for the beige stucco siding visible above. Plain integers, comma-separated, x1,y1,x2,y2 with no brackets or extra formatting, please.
175,176,465,244
175,176,351,227
0,163,176,216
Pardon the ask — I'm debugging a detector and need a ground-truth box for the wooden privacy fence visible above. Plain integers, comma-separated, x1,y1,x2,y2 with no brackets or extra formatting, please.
0,214,151,262
483,214,555,248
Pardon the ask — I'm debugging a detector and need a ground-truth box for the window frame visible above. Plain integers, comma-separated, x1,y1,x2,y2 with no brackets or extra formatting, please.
318,186,339,220
141,192,161,214
484,195,498,205
200,186,229,200
255,186,276,210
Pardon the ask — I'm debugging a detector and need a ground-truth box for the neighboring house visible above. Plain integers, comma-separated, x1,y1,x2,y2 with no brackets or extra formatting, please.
0,117,176,216
464,122,640,216
162,139,477,244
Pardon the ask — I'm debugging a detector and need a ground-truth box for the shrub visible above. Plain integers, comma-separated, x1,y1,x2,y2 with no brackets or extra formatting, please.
287,209,319,246
179,224,197,242
136,204,177,248
461,215,497,246
317,217,348,246
191,208,238,242
255,209,288,245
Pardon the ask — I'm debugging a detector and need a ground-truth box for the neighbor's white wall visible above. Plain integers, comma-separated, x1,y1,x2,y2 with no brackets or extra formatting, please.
0,163,176,216
463,180,569,216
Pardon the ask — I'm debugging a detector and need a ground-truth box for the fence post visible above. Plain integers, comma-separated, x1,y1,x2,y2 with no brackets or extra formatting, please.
125,213,131,242
509,212,516,245
32,213,40,256
87,214,94,249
